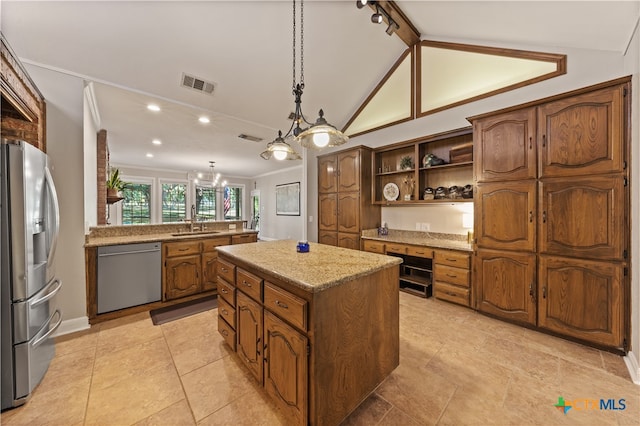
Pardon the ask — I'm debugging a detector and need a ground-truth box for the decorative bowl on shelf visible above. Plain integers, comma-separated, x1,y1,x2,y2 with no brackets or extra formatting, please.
422,153,445,168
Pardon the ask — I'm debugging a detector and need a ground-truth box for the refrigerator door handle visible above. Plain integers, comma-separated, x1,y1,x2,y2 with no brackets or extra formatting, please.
44,166,60,265
31,278,62,307
32,309,62,349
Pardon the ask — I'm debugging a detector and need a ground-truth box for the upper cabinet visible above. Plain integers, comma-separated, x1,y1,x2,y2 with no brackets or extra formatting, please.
0,33,46,151
372,128,474,205
538,86,625,178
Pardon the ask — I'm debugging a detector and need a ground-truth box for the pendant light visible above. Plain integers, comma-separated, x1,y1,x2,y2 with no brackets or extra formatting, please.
261,0,348,160
260,130,302,160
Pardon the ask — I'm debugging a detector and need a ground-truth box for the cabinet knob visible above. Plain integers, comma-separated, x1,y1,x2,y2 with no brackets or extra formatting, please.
221,329,228,337
243,280,252,287
221,288,228,294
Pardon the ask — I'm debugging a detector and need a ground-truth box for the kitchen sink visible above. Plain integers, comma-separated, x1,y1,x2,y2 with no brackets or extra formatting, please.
171,230,221,237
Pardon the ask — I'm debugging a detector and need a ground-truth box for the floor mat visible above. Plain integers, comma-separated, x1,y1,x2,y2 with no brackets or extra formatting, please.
150,295,218,325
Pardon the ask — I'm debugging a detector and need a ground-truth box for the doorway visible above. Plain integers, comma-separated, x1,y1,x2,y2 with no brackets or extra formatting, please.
250,189,260,233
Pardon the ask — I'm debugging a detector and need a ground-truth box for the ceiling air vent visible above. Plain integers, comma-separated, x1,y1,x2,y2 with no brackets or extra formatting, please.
180,73,215,95
238,133,263,143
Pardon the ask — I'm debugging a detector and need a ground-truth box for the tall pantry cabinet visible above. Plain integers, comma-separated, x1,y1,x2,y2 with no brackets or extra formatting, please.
318,146,380,250
471,77,630,351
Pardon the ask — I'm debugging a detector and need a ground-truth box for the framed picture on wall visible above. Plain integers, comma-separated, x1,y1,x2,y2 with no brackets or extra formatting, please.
276,182,300,216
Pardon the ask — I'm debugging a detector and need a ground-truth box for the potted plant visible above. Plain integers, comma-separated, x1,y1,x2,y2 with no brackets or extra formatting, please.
106,167,127,198
400,155,413,170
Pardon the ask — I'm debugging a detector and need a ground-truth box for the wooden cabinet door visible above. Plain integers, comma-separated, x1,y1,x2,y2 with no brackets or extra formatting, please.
318,193,337,231
236,291,263,384
318,154,337,193
164,255,202,300
201,251,218,291
337,150,361,192
474,107,537,182
539,176,625,260
318,231,337,246
538,256,624,347
475,249,537,325
264,311,308,425
337,192,359,233
337,233,360,250
475,181,536,252
538,85,626,178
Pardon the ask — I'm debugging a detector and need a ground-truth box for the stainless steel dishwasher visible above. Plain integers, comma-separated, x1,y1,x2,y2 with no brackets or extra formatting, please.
97,242,161,314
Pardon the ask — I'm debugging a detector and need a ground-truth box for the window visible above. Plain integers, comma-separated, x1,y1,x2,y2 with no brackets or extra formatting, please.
195,185,216,220
121,183,152,224
162,183,187,223
224,186,242,220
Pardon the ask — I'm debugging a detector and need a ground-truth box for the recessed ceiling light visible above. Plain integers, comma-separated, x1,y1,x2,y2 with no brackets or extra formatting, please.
152,139,162,145
146,153,154,158
147,104,161,112
198,116,210,124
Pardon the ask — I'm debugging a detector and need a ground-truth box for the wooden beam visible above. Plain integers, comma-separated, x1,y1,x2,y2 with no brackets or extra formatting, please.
368,1,421,47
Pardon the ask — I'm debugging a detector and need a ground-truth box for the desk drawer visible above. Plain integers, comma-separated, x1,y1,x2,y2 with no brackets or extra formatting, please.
434,264,469,287
406,245,434,258
217,258,236,284
434,282,470,307
218,297,236,329
237,268,263,302
435,250,470,268
218,278,236,306
218,314,236,351
264,282,307,331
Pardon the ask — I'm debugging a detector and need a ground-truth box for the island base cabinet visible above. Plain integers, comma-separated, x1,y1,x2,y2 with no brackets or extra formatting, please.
236,292,263,384
538,256,624,348
264,311,308,425
474,249,536,326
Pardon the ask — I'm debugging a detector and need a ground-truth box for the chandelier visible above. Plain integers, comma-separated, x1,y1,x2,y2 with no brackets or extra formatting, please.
194,161,227,189
261,0,348,161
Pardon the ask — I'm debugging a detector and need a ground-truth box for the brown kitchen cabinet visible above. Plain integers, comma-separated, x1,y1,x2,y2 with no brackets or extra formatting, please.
236,290,264,383
373,127,474,204
469,77,630,351
317,146,379,249
163,241,202,300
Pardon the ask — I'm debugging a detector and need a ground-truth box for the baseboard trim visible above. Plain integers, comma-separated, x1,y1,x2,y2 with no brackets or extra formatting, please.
623,351,640,385
54,316,90,337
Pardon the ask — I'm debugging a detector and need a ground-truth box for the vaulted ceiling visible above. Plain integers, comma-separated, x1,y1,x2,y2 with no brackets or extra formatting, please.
2,1,638,178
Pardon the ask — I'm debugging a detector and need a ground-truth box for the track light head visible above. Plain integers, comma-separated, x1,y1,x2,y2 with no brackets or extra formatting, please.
356,0,374,9
371,7,383,24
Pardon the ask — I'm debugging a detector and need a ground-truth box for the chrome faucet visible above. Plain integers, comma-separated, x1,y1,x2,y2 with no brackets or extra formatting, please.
190,204,197,232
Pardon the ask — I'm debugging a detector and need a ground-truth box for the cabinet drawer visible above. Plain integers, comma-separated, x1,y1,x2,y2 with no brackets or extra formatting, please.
434,264,470,287
363,240,385,254
218,297,236,329
232,233,257,244
218,314,236,351
386,243,407,255
217,258,236,284
435,250,470,268
264,282,307,331
164,241,201,257
434,282,470,307
237,268,263,302
218,278,236,306
202,236,231,252
406,245,434,258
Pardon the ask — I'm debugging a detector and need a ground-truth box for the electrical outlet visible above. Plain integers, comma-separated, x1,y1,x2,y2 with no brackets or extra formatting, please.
309,215,313,223
229,224,236,230
421,223,430,231
415,222,421,230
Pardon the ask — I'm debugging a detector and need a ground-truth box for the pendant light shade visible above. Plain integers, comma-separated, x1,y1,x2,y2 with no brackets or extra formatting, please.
260,131,302,160
297,109,349,149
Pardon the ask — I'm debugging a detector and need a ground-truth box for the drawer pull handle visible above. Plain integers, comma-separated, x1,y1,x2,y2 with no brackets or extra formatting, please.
178,248,189,251
222,309,229,315
243,280,252,287
275,300,289,309
221,267,228,272
446,273,458,278
221,329,228,337
445,258,458,262
221,288,228,294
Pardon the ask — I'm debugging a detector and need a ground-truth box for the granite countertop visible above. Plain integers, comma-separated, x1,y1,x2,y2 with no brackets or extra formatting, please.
217,240,402,293
361,229,472,252
84,221,257,247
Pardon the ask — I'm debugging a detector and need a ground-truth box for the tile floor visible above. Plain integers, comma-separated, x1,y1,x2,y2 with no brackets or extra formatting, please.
1,293,638,425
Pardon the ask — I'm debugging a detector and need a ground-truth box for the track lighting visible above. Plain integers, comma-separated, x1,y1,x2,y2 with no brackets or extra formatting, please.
358,1,399,36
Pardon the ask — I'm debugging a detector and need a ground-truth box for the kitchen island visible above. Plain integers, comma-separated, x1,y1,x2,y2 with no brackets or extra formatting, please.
216,240,402,426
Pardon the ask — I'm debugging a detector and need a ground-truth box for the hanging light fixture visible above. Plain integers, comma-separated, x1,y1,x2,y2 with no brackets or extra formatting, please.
263,0,348,158
260,130,302,160
196,161,227,190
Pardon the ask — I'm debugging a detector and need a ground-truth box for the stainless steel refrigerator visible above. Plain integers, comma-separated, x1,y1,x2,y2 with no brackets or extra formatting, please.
1,139,61,410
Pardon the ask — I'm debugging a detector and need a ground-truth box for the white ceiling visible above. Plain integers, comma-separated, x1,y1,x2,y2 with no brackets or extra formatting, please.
2,1,638,179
